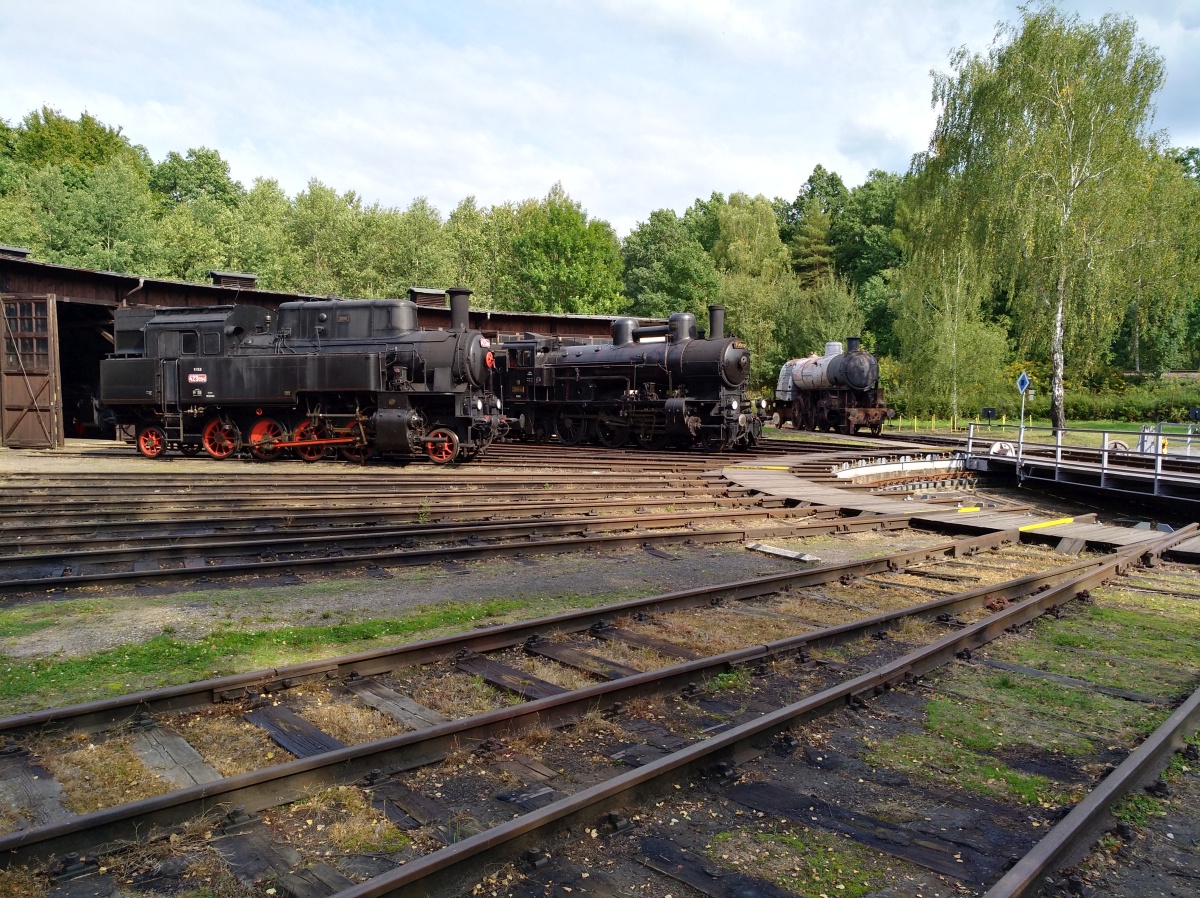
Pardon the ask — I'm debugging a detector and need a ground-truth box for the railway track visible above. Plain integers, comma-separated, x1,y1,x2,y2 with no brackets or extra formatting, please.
2,528,1197,897
0,452,979,596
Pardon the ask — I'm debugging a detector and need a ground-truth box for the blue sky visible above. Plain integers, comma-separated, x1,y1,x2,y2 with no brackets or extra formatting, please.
2,1,1197,235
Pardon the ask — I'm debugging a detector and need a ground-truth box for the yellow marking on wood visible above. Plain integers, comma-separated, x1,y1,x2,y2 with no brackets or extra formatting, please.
735,465,793,470
1019,516,1074,532
956,506,981,513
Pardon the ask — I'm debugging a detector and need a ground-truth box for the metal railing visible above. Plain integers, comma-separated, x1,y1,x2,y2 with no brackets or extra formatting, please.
966,421,1200,497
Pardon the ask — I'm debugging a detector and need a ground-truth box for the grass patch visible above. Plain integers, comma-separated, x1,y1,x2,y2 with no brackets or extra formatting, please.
710,668,750,692
866,732,1078,805
931,666,1165,749
925,697,1096,756
708,827,897,897
0,598,528,715
1112,791,1164,826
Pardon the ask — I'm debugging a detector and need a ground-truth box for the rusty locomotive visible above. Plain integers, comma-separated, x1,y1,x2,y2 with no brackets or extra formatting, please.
772,337,893,436
100,287,501,463
494,305,764,450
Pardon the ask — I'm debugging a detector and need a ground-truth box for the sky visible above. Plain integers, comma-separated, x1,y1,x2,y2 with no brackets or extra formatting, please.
2,0,1198,235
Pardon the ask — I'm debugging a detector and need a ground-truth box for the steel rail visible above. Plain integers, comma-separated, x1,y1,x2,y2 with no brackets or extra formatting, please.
323,527,1194,898
3,533,1174,868
0,506,811,571
0,496,784,546
983,684,1200,897
0,510,918,596
0,483,711,516
0,529,1006,737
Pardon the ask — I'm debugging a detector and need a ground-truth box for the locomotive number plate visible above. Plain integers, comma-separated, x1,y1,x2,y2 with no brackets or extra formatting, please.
187,373,207,383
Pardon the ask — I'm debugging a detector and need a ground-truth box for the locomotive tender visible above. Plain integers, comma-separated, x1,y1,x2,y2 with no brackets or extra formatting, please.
773,337,893,435
100,287,501,463
495,305,764,450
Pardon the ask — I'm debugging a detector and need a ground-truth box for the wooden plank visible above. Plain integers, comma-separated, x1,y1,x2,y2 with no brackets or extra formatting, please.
131,725,222,788
589,624,698,660
454,651,566,700
275,863,355,898
243,706,345,758
639,836,801,897
511,864,625,897
211,826,303,887
498,753,559,783
0,747,72,829
726,782,1005,884
524,640,641,680
343,678,450,729
976,659,1172,704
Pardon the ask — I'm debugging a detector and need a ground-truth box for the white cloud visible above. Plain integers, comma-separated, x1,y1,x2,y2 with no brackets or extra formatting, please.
1,0,1196,235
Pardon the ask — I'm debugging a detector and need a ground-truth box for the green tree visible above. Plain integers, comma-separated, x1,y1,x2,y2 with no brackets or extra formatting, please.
283,180,360,294
444,196,491,299
150,147,244,207
1112,152,1200,373
916,5,1172,428
29,155,161,274
772,274,865,369
829,169,905,289
776,164,848,246
232,178,295,290
10,107,135,169
712,192,789,279
682,191,725,254
892,219,1009,419
709,193,791,385
621,208,719,320
505,183,624,314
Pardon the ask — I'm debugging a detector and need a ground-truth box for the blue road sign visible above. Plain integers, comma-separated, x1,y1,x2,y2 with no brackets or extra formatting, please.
1016,371,1030,393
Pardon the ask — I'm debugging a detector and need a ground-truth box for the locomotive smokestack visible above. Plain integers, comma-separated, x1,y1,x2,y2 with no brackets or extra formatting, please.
709,305,725,340
847,336,861,352
448,287,471,331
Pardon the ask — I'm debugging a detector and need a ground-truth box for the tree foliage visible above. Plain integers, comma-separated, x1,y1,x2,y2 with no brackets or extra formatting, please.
621,208,719,321
915,6,1172,427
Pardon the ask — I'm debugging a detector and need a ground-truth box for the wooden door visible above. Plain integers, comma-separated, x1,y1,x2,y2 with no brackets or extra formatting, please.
1,294,64,448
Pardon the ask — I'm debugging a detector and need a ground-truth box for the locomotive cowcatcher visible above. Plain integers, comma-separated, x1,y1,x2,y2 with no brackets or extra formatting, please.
495,304,763,450
100,287,501,463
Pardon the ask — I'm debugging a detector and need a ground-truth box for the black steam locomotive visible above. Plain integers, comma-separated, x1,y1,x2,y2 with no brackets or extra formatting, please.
100,288,501,463
494,305,763,450
772,337,893,435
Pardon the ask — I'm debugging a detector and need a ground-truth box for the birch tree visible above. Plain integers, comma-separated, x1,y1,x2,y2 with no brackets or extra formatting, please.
917,6,1168,428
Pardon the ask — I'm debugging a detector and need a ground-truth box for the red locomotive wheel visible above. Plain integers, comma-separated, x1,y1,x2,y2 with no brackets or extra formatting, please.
202,419,238,459
292,420,329,462
425,427,460,464
249,418,287,460
136,424,167,459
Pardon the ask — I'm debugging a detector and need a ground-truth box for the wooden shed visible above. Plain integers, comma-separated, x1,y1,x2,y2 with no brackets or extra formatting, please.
0,251,653,448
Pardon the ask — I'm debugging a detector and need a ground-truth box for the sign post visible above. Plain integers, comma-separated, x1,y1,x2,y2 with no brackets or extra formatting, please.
1015,371,1030,472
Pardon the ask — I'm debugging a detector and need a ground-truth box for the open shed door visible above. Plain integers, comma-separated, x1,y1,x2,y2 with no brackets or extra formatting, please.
1,294,64,448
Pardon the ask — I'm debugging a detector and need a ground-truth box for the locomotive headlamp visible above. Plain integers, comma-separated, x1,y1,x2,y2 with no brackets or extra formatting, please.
759,398,768,410
476,398,484,411
730,400,739,410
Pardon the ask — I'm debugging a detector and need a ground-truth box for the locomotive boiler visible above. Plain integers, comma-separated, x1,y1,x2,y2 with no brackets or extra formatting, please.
773,337,893,435
496,305,764,449
100,287,501,463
